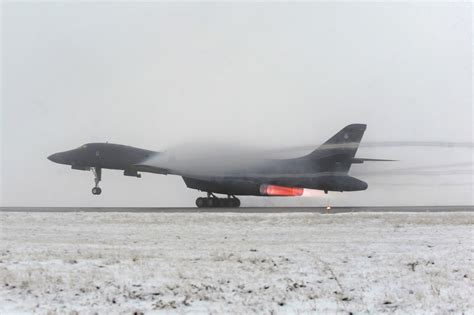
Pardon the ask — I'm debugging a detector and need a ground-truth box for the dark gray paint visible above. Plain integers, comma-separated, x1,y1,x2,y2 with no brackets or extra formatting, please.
48,124,390,201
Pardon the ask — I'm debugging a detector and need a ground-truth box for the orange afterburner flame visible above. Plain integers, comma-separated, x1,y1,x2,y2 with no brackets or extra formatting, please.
260,184,304,196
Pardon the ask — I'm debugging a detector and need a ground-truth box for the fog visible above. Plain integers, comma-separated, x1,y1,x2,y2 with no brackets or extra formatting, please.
1,2,472,207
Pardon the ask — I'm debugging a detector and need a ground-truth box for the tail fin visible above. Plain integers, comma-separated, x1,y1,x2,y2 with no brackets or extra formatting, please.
319,123,366,156
305,124,367,173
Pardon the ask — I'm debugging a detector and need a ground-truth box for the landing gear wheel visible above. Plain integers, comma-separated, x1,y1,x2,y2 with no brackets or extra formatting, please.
91,167,102,195
221,198,232,207
207,198,219,208
196,197,205,208
195,195,241,208
232,198,240,207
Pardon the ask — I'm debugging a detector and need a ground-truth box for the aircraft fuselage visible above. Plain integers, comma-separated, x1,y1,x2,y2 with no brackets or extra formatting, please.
48,124,376,207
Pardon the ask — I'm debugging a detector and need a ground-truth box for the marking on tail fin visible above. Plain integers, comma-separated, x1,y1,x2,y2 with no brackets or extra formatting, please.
303,124,367,174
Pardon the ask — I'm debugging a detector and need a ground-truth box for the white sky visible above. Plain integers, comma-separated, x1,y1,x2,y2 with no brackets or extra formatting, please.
1,2,472,207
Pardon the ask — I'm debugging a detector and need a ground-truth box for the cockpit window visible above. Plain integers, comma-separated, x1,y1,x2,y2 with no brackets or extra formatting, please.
80,145,88,149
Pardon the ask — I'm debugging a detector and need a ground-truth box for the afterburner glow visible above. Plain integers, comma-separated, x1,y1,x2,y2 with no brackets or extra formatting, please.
259,184,304,196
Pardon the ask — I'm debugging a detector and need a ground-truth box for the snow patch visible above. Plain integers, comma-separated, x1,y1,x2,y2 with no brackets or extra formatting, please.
1,211,473,313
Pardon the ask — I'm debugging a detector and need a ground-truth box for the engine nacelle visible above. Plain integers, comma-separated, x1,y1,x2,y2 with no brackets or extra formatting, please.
310,175,368,192
260,184,304,196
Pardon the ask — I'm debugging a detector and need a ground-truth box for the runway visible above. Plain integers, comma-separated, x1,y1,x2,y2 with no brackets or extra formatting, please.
1,210,473,313
0,205,472,213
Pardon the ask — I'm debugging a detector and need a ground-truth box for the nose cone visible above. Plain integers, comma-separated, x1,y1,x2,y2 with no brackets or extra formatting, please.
48,153,62,164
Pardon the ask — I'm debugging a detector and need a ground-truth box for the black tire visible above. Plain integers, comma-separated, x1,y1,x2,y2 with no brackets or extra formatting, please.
92,187,97,195
96,187,102,195
219,199,227,207
207,198,215,207
232,198,241,207
225,198,235,208
196,197,205,208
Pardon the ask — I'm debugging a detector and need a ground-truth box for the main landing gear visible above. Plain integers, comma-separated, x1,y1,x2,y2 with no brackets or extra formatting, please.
91,167,102,195
196,193,241,208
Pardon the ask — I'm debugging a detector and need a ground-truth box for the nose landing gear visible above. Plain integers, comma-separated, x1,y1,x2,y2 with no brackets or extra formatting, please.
196,193,240,208
91,167,102,195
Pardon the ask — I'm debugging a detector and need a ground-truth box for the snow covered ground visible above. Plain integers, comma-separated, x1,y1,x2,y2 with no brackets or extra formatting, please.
0,211,473,314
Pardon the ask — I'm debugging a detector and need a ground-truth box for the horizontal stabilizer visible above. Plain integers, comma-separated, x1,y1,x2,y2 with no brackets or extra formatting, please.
351,158,398,164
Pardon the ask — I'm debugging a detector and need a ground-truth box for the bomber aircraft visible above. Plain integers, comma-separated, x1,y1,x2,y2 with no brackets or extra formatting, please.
48,124,392,207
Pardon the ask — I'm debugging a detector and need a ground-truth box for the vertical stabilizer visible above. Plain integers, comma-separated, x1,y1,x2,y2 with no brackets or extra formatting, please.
305,124,367,173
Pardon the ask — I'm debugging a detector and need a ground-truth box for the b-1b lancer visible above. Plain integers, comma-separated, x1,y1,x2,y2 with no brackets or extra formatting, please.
48,124,392,207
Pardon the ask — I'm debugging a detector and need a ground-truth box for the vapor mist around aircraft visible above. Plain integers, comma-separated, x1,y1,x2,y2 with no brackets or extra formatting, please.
142,142,473,178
